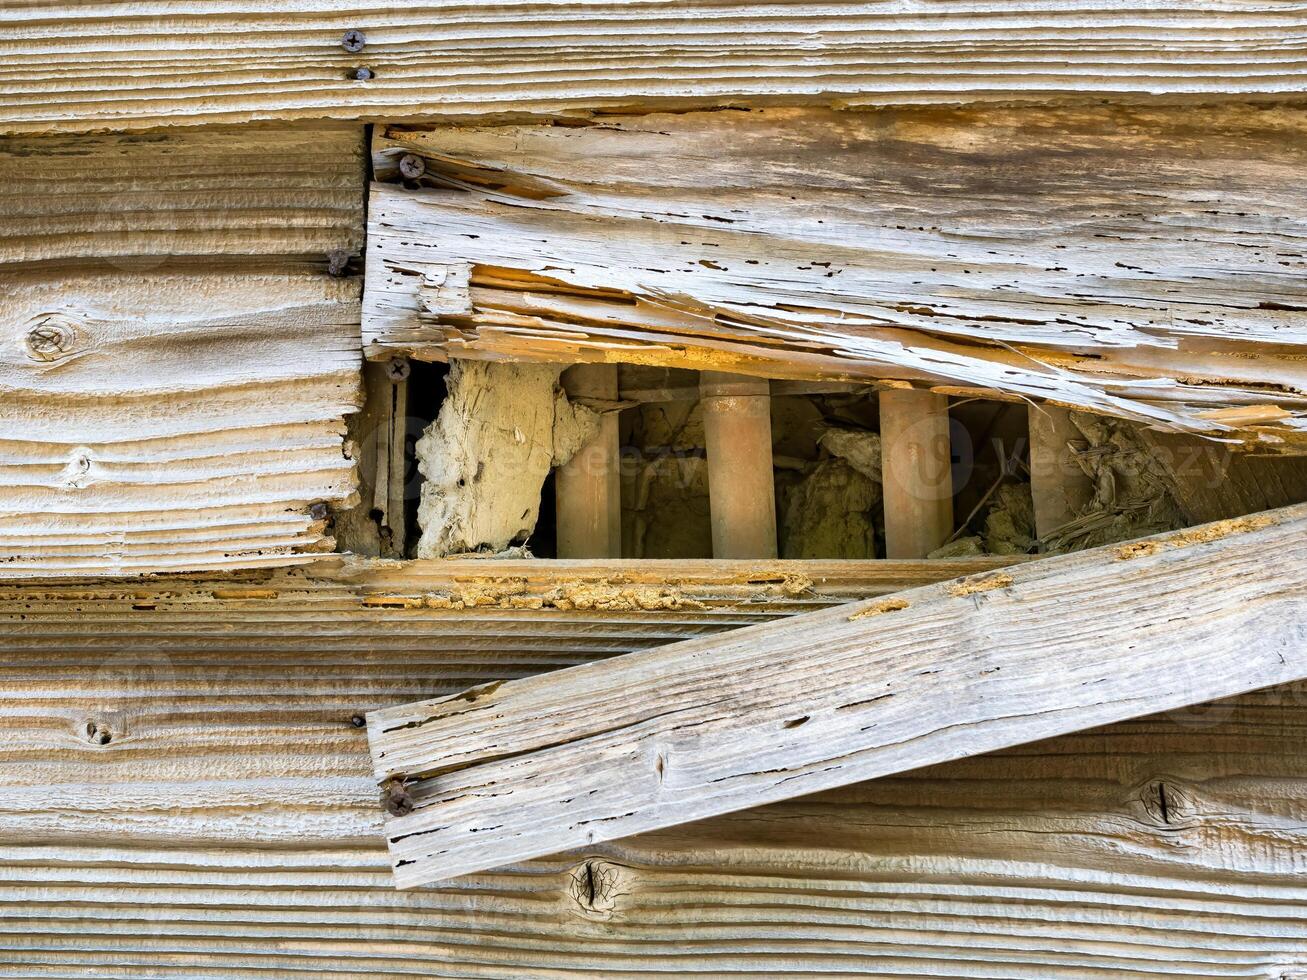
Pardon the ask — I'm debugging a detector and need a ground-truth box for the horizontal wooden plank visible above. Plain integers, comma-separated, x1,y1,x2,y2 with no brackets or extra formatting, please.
369,504,1307,885
0,561,1304,976
1,3,1305,134
0,557,1012,844
363,104,1307,444
0,123,365,268
0,270,361,576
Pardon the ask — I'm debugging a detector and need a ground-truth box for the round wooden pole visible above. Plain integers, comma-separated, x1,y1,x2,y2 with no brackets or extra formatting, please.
555,364,622,558
700,371,777,559
879,388,954,558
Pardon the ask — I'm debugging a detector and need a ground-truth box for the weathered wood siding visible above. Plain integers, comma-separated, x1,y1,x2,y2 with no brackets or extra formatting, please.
363,104,1307,444
0,3,1303,134
0,561,1303,976
0,123,366,576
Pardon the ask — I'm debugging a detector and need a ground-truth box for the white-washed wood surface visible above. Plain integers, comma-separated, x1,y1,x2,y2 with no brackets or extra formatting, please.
0,122,365,576
370,505,1307,885
0,559,1305,977
0,123,365,268
0,270,361,576
1,2,1305,134
365,104,1307,444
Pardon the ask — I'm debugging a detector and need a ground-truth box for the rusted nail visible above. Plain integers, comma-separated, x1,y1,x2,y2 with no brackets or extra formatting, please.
309,501,330,521
381,777,414,817
387,358,411,382
399,154,426,180
326,249,350,277
350,713,366,728
341,29,366,53
351,67,374,81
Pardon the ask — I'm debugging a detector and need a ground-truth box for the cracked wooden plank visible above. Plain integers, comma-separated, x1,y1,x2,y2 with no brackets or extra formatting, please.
0,560,1306,976
2,2,1305,134
364,104,1307,445
369,504,1307,886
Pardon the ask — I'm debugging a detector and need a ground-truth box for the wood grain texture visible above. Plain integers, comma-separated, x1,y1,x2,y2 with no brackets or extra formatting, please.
0,557,1014,846
2,3,1306,134
0,121,366,577
0,270,361,576
0,560,1305,977
0,123,365,268
364,104,1307,444
370,504,1307,885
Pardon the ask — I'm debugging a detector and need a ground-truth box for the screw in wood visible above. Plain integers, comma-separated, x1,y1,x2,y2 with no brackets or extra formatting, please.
351,67,374,81
326,249,350,277
309,501,330,521
381,778,414,817
399,154,426,180
350,714,366,728
387,358,411,382
341,29,367,53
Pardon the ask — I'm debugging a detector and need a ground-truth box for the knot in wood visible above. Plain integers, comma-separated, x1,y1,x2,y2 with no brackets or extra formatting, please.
1140,778,1193,828
568,859,621,916
85,721,112,746
341,29,366,53
399,154,426,180
24,316,77,362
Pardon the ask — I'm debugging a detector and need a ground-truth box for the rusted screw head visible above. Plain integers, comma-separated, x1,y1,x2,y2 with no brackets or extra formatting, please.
351,66,374,81
326,249,350,277
382,778,414,817
309,501,330,521
399,154,426,180
341,29,366,53
387,358,411,382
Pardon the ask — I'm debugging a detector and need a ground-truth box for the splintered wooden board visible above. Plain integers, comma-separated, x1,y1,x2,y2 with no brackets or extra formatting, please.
1,559,1306,975
369,505,1307,886
1,3,1304,133
363,104,1307,444
0,270,361,576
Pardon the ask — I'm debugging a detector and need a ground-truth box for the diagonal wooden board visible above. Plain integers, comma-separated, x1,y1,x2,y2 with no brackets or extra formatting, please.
368,503,1307,888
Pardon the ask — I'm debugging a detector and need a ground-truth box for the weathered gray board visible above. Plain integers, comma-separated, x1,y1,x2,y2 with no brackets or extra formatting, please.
3,2,1302,134
369,505,1307,887
2,559,1306,976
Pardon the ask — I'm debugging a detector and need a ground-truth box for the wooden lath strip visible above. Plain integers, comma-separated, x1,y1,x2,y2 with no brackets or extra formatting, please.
368,503,1307,887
